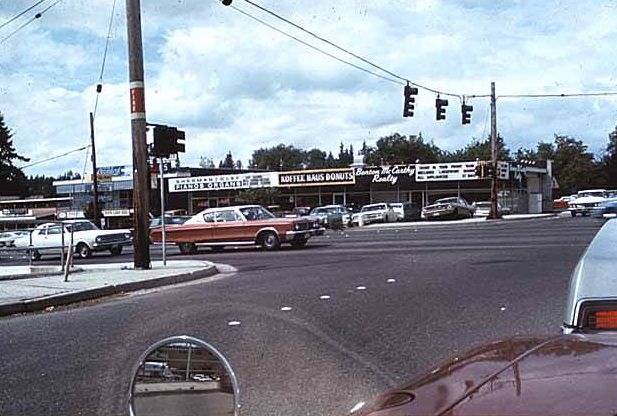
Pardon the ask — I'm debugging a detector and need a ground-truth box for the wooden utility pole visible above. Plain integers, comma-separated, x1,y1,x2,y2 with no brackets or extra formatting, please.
489,81,499,219
126,0,150,269
89,112,100,228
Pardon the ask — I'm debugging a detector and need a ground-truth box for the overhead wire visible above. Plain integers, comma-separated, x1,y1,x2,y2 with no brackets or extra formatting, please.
0,0,48,32
0,0,61,47
20,145,90,170
230,5,402,86
93,0,118,119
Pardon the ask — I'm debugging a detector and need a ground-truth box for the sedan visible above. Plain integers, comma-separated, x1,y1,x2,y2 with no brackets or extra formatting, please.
422,197,475,220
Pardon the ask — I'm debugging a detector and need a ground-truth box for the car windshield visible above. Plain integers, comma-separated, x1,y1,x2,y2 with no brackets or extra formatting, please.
578,191,605,198
361,205,385,212
6,2,617,416
239,206,275,221
65,221,98,232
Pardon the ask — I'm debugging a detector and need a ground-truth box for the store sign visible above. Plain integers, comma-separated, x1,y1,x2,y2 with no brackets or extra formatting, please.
278,168,355,187
355,165,415,185
416,162,478,181
97,165,131,177
169,172,279,193
102,209,131,217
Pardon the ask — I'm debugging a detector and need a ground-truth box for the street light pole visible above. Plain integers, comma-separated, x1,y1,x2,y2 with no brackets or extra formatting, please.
126,0,150,269
89,112,100,228
489,81,499,219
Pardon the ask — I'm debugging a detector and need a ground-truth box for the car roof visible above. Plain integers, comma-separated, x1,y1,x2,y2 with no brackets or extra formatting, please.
564,219,617,326
197,205,261,214
577,189,606,193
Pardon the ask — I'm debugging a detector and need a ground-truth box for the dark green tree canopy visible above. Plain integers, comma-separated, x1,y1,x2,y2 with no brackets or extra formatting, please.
0,113,29,196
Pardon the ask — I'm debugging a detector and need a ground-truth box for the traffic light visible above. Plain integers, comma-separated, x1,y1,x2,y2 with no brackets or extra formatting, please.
436,98,448,120
461,103,473,125
486,163,495,178
403,84,418,118
153,125,186,157
475,164,483,178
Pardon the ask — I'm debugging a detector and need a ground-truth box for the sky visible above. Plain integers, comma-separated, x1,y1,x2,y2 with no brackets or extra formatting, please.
2,0,617,177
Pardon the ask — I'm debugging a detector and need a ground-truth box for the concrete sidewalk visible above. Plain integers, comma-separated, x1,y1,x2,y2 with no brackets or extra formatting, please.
0,260,218,317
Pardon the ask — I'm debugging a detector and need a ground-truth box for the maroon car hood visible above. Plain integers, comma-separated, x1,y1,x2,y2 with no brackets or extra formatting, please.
357,334,617,416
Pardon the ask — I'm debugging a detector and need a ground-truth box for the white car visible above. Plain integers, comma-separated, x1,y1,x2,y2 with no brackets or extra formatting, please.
0,231,29,248
351,203,397,226
14,220,132,260
568,189,608,217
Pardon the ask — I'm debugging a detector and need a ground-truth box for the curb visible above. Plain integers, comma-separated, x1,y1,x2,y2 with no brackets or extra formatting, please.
0,265,218,318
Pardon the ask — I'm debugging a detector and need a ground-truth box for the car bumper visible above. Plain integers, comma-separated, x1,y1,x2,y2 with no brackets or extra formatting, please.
569,207,601,214
423,208,456,219
92,240,132,250
284,230,312,242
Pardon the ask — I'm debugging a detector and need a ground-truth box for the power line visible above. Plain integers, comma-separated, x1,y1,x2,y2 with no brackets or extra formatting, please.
20,145,89,170
0,0,48,31
0,0,61,47
498,92,617,99
93,0,118,118
230,5,402,86
239,0,462,99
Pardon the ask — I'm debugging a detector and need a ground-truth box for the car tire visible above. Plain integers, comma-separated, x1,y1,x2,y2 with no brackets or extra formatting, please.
178,242,197,255
290,239,308,248
260,231,280,251
76,243,92,259
571,211,577,217
30,249,41,261
109,246,122,256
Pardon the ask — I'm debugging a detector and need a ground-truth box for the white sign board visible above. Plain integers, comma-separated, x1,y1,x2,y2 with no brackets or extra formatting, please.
169,172,279,193
415,161,478,181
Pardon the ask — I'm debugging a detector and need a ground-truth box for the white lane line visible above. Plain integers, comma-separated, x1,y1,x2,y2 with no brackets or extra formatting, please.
355,286,367,291
320,295,331,300
387,278,396,283
499,306,507,311
280,306,293,311
227,320,241,326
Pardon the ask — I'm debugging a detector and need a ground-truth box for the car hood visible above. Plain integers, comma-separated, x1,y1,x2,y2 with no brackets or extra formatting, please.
353,334,617,416
423,203,456,210
574,197,605,204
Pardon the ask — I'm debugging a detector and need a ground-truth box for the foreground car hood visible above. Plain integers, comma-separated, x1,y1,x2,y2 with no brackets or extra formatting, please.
354,334,617,416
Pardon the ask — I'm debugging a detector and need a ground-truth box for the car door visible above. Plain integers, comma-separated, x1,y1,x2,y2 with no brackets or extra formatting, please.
212,210,248,242
41,225,66,252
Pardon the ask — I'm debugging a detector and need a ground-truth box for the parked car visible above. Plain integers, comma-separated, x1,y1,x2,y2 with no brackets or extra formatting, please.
309,205,351,227
13,220,132,260
149,215,191,229
592,200,617,219
568,189,608,216
422,197,475,220
472,201,511,217
0,230,29,248
351,203,397,226
149,205,318,253
389,202,421,222
353,219,617,416
553,195,576,210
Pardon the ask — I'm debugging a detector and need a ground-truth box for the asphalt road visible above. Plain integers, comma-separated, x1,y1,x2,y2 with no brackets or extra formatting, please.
0,217,604,416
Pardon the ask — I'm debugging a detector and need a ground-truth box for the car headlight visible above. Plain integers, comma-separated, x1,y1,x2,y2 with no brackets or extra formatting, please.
294,223,300,231
447,204,453,210
124,233,132,239
95,236,102,243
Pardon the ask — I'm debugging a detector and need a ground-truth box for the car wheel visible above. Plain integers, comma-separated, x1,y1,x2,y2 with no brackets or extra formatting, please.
571,211,577,217
109,246,122,256
178,242,197,255
260,231,280,251
290,239,308,248
211,246,225,253
30,250,41,261
76,243,92,259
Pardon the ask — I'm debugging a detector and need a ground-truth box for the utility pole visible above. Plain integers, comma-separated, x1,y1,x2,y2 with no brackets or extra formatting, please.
489,81,499,219
126,0,150,269
89,112,100,228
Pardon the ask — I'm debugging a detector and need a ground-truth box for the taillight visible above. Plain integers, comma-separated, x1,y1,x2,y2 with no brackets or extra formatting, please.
580,302,617,330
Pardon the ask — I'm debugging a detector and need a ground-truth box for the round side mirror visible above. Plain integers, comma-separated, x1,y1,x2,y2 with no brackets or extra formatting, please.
129,335,240,416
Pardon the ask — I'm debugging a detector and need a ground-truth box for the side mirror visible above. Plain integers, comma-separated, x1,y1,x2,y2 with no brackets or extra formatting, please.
129,335,240,416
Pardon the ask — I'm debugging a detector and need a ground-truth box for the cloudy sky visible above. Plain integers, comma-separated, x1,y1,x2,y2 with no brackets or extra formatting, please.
2,0,617,177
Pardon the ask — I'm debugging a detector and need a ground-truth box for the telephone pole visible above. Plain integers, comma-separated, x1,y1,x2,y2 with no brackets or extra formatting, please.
489,81,499,219
89,112,100,228
126,0,150,269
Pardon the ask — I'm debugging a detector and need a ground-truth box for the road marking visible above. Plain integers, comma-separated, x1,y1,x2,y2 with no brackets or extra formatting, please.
280,306,293,311
355,286,367,291
386,278,396,283
350,401,366,413
499,306,507,311
227,320,241,326
320,295,331,300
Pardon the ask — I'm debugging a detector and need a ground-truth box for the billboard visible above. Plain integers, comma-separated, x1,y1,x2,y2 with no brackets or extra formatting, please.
168,172,279,193
278,168,355,187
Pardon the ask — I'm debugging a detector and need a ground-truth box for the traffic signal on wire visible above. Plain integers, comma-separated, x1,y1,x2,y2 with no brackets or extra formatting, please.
436,98,448,120
461,103,473,125
403,84,419,118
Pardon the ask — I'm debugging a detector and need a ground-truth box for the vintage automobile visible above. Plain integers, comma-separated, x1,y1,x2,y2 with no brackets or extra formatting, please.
0,230,29,248
422,197,475,220
553,195,576,210
472,201,512,217
592,200,617,219
568,189,608,216
390,202,421,222
149,205,320,253
351,203,397,226
350,218,617,416
149,215,191,229
13,220,132,260
310,204,352,228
